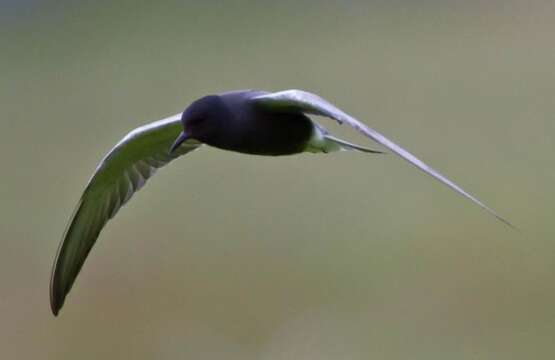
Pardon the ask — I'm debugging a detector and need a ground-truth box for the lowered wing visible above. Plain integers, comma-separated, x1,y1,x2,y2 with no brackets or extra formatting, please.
50,114,201,315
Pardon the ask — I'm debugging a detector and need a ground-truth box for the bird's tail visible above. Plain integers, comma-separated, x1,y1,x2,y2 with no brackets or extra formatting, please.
323,134,385,154
305,122,385,154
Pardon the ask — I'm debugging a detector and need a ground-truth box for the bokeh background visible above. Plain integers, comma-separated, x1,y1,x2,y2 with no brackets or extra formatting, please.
2,0,554,358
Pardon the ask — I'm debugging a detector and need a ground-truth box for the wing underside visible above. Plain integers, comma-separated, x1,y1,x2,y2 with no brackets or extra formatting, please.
50,114,201,315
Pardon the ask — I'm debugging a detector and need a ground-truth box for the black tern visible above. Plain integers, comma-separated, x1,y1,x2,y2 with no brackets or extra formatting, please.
50,89,512,315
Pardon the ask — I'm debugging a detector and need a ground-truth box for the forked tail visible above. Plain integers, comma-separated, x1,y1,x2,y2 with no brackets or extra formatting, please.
324,134,385,154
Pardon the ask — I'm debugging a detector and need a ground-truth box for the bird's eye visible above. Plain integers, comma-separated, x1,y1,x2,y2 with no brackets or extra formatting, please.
188,117,203,127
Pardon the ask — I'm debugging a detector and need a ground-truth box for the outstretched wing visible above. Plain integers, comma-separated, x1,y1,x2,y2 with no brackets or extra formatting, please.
252,89,512,227
50,114,201,315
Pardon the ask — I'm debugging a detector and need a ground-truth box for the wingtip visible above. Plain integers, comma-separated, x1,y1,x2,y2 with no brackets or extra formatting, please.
50,288,63,316
49,270,65,316
478,202,517,231
50,296,61,316
493,212,518,231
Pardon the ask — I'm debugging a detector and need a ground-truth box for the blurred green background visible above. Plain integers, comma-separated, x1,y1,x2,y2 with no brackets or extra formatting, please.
1,0,554,358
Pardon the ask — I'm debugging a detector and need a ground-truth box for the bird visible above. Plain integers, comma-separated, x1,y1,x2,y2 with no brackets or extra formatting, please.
50,89,512,315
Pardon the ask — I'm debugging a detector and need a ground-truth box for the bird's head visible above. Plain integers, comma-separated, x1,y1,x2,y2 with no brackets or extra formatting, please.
169,95,227,153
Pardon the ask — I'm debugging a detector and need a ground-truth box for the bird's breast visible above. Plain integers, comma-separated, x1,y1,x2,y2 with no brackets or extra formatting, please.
208,107,314,156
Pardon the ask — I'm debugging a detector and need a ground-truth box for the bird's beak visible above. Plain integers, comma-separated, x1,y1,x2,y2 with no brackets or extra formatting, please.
169,131,189,154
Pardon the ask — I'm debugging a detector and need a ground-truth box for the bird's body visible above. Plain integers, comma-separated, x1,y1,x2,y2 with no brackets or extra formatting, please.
188,90,314,155
50,89,512,316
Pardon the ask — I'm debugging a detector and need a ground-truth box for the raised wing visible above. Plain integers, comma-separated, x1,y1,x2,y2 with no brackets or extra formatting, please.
50,114,201,315
252,89,512,227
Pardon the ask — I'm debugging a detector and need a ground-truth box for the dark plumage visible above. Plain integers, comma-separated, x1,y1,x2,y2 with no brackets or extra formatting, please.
176,91,314,155
50,89,512,316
